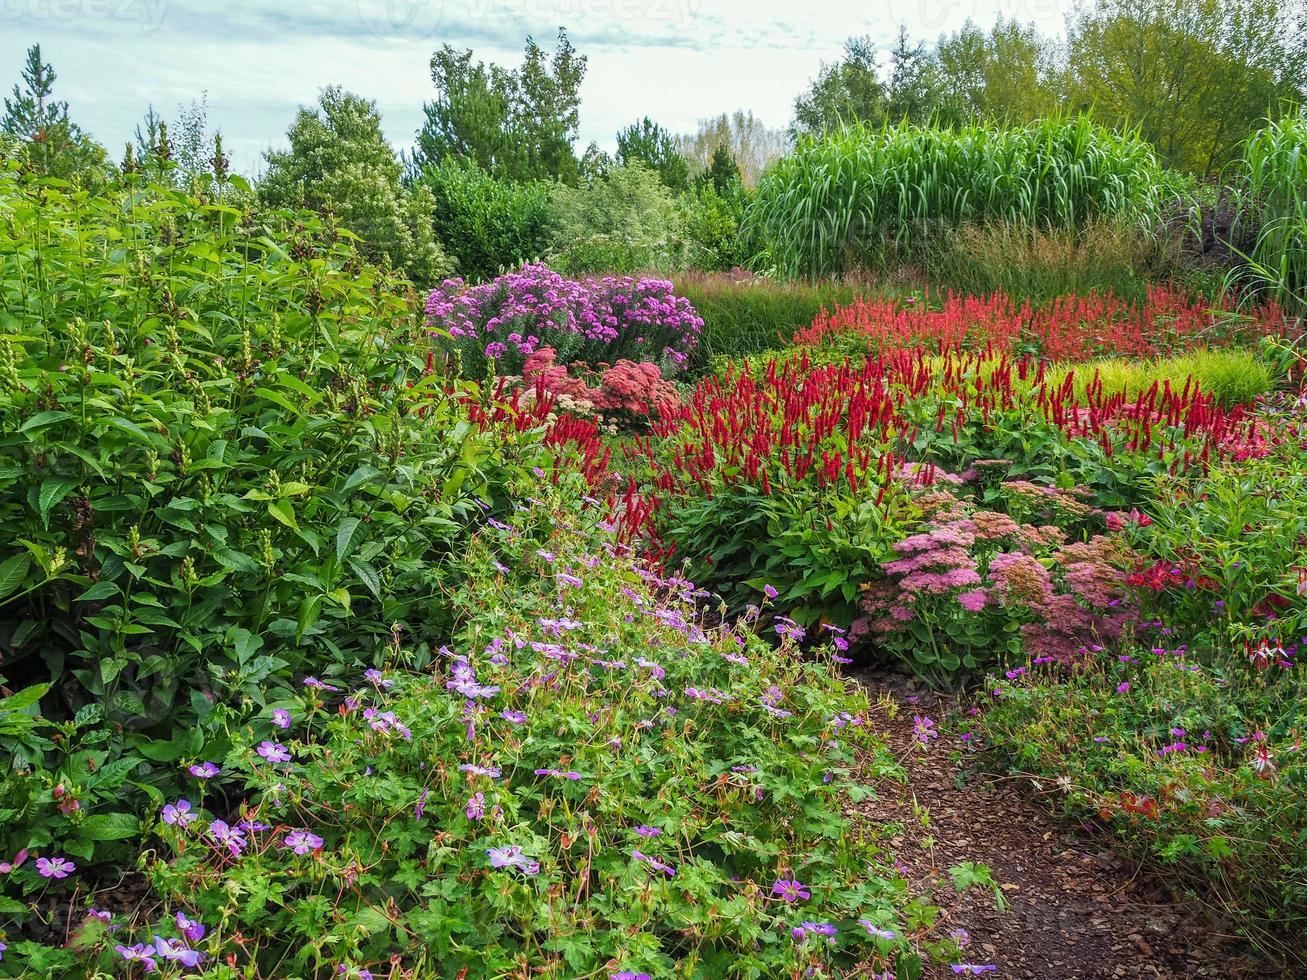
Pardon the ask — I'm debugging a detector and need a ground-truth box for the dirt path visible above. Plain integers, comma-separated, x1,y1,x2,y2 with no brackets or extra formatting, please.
849,682,1282,980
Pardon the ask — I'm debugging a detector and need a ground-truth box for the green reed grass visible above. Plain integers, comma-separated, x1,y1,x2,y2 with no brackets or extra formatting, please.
749,116,1165,280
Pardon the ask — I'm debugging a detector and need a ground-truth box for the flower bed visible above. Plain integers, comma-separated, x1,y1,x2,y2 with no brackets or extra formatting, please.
44,492,976,978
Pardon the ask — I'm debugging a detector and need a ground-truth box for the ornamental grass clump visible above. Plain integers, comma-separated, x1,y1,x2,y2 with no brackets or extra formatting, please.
71,490,974,978
425,263,704,378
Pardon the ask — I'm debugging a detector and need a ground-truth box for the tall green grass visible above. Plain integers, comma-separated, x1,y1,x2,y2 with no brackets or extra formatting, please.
1229,115,1307,314
1046,348,1278,407
748,116,1165,279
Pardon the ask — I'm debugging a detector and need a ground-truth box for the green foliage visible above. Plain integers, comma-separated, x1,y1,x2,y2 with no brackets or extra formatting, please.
0,163,543,868
676,110,788,187
1130,422,1307,655
751,117,1165,279
547,162,686,274
417,29,585,183
673,273,875,368
791,35,887,137
700,144,742,193
1228,113,1307,313
932,18,1060,124
260,87,453,287
415,158,552,283
1046,347,1278,407
616,116,689,191
1,44,107,185
679,182,753,274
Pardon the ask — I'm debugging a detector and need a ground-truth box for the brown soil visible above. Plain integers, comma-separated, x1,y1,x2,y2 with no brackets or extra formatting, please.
849,682,1290,979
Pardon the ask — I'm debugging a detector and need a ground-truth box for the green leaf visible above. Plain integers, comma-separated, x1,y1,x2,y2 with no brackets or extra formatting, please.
18,410,74,434
0,552,31,599
268,499,299,531
38,477,78,528
336,516,363,561
0,683,51,713
76,581,121,602
79,812,142,841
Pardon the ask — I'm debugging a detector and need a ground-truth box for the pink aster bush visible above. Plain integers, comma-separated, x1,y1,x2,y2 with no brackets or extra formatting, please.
861,481,1136,685
426,263,703,378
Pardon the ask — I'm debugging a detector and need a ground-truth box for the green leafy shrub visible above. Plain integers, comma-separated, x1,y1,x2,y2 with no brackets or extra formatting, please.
415,158,552,283
55,492,966,978
679,182,754,273
1126,416,1307,657
0,164,542,869
547,162,686,274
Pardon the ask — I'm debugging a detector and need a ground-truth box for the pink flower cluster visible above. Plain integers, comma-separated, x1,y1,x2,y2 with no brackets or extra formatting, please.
426,264,703,376
864,484,1136,664
521,348,680,419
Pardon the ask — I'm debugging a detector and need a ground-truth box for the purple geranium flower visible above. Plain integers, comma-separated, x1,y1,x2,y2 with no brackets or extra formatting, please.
162,799,197,827
153,935,202,967
771,878,810,903
115,943,157,971
283,831,324,855
272,708,292,729
256,741,291,763
466,792,485,820
188,761,220,779
631,849,675,877
176,911,206,943
36,856,74,879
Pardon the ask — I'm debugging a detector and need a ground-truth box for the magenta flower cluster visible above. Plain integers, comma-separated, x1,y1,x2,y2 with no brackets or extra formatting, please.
425,263,703,376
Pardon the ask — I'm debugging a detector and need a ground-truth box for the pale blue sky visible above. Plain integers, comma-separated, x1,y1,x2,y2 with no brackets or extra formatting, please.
1,1,1073,174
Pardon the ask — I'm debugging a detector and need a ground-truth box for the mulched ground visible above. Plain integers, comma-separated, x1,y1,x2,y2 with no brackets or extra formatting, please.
848,677,1290,980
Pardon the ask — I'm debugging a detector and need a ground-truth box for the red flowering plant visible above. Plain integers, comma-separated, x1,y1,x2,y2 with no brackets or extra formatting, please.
795,286,1288,361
